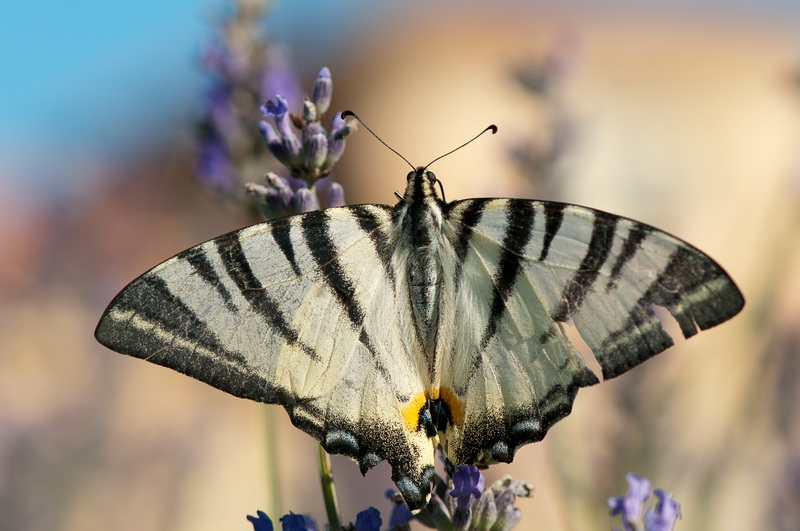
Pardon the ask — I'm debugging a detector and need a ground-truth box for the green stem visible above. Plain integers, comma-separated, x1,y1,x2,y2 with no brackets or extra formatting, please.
264,408,281,519
317,444,341,530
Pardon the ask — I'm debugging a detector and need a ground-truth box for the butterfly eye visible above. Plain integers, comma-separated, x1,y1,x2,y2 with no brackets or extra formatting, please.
406,171,416,182
426,171,437,184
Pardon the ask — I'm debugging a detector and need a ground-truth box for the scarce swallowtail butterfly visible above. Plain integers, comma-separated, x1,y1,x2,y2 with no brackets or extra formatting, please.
95,112,744,511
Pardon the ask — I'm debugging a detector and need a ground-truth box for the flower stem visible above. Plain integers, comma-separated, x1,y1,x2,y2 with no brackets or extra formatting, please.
264,408,281,519
317,444,341,530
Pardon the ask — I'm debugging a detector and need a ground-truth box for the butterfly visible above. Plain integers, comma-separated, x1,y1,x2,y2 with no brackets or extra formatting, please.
95,118,744,510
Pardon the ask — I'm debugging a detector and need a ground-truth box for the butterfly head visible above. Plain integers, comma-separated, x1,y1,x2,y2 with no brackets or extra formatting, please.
402,166,446,205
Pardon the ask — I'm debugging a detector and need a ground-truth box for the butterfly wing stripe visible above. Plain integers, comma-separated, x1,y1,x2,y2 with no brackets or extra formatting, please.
300,210,377,355
449,199,486,290
480,200,536,350
551,211,617,323
594,244,743,379
605,223,652,291
178,247,238,314
98,274,247,365
270,217,303,277
538,202,565,261
216,231,320,361
352,204,397,286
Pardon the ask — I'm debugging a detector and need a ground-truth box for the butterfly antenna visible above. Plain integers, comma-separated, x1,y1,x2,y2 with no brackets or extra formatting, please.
341,111,415,170
423,124,498,169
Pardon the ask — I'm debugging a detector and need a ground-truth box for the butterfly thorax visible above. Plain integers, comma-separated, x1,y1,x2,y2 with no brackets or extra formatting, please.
394,168,447,358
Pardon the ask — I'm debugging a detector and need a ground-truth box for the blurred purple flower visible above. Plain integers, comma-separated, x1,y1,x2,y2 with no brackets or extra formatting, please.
195,138,237,194
609,473,653,528
194,0,307,198
247,507,382,531
609,473,680,531
644,489,681,531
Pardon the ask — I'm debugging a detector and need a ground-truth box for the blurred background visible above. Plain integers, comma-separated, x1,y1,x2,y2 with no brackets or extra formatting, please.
2,0,800,529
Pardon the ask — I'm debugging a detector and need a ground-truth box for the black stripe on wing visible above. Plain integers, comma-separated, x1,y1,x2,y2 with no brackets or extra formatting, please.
551,211,617,323
179,247,238,314
216,231,320,361
539,202,565,261
449,199,486,291
352,205,396,287
479,200,536,350
596,244,744,379
605,223,652,292
98,274,246,366
299,209,388,377
270,217,302,277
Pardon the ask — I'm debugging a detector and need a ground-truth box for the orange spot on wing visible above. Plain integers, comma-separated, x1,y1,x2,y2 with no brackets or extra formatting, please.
434,386,465,425
401,391,429,431
401,387,466,433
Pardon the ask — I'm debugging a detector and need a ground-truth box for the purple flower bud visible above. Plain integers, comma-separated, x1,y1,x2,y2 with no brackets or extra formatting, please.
326,115,355,167
609,473,653,527
644,489,681,531
259,121,292,167
246,510,274,531
261,97,288,119
291,187,319,213
304,131,328,171
302,121,326,144
302,99,317,124
353,507,382,531
325,181,345,207
311,66,332,116
491,490,523,531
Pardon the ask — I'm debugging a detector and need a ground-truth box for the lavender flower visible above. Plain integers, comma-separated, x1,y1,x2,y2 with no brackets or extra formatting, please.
257,67,356,183
250,66,355,218
407,467,532,531
609,474,681,531
644,490,682,531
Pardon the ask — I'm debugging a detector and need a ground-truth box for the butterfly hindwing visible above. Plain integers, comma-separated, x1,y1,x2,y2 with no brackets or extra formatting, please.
436,198,744,467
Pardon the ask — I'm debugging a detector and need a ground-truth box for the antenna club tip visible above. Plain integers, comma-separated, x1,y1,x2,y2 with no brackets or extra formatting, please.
488,124,498,134
341,110,356,119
